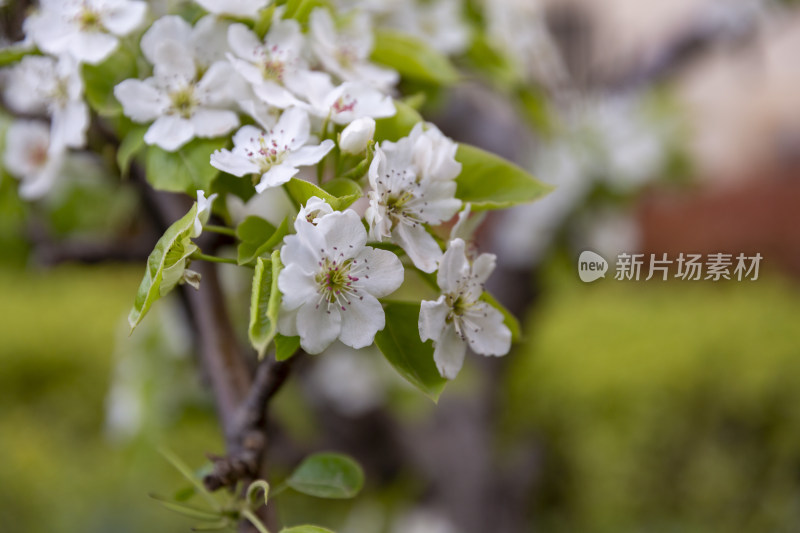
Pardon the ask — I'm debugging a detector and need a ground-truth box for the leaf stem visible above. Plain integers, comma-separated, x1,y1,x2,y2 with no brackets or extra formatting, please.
242,510,271,533
191,252,239,266
205,225,237,237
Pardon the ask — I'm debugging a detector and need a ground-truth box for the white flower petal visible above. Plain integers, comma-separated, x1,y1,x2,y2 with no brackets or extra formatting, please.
228,23,263,62
338,293,384,349
103,1,147,35
153,41,196,81
393,222,443,274
254,81,306,109
210,149,260,177
353,247,404,298
256,164,299,192
191,108,239,138
273,107,311,149
50,100,89,151
69,31,120,64
144,115,194,151
114,79,166,122
140,15,192,64
317,210,367,258
339,117,375,154
433,323,467,380
297,303,341,354
463,304,511,356
196,61,239,105
285,140,334,167
437,238,469,293
278,264,317,310
419,296,448,342
196,0,268,17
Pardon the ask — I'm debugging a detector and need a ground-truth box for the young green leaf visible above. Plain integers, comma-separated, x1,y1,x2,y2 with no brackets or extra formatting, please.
455,144,553,210
146,137,228,194
237,216,289,266
83,46,138,116
321,178,362,199
0,46,38,67
116,125,147,175
128,205,198,332
286,453,364,499
284,178,361,211
374,302,447,401
148,494,223,522
480,291,522,342
373,100,423,143
248,252,283,359
275,334,301,362
246,480,270,509
371,30,460,85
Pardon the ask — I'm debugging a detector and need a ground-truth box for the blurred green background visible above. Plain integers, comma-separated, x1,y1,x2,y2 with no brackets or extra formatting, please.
3,253,800,532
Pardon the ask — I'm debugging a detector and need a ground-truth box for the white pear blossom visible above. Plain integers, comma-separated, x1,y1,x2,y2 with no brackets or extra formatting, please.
226,19,311,109
4,55,89,152
419,239,511,380
24,0,147,65
3,120,64,200
140,15,232,74
383,0,471,56
309,7,398,90
365,123,462,273
210,107,334,192
296,196,335,227
114,40,240,151
277,209,404,354
193,190,218,237
339,117,375,154
294,72,395,125
195,0,269,18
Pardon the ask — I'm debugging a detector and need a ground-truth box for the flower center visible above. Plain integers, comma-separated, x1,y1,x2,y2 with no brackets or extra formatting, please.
314,257,361,310
332,95,357,115
257,47,286,82
169,87,198,119
245,135,290,175
77,8,103,32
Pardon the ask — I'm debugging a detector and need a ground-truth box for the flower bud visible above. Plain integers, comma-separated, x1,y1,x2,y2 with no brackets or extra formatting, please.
339,117,376,154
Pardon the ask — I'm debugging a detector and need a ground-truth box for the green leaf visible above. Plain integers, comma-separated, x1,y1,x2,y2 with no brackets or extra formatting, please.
237,216,289,266
284,178,360,211
371,30,460,85
280,527,335,533
373,100,422,143
286,453,364,499
248,252,283,359
455,144,553,210
275,334,301,362
128,205,198,332
480,291,521,343
82,46,138,116
321,178,362,199
0,45,38,67
464,33,519,89
116,125,147,175
146,137,228,194
374,302,447,401
284,0,331,24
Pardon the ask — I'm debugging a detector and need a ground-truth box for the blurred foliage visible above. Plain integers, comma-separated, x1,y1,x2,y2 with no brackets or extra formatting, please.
0,265,222,533
504,257,800,532
4,254,800,532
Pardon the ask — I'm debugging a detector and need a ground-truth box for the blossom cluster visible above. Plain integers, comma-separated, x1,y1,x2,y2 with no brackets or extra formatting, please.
1,0,513,380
